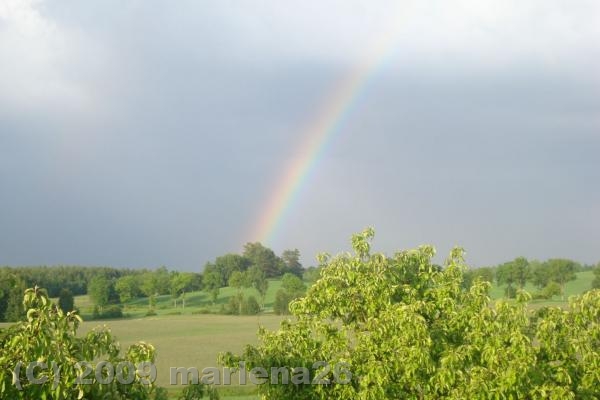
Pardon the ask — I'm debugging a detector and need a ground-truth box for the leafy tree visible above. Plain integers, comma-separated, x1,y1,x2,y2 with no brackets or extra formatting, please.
246,265,268,307
530,260,550,289
214,254,250,286
546,258,578,299
228,271,246,293
241,295,261,315
281,249,303,277
58,288,75,313
302,266,322,283
273,290,296,315
170,272,195,309
541,281,562,299
243,242,282,278
496,261,516,298
115,274,143,303
496,257,530,297
462,266,495,289
274,273,307,315
228,271,248,314
592,263,600,289
202,265,222,305
0,287,158,399
281,273,306,293
141,267,170,298
511,256,530,288
220,228,600,399
88,275,112,312
0,270,26,322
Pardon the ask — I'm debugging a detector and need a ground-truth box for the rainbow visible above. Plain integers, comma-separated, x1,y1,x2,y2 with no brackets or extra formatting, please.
248,18,405,246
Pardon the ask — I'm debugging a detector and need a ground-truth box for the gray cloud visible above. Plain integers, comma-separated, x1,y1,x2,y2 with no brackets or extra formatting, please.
1,0,599,269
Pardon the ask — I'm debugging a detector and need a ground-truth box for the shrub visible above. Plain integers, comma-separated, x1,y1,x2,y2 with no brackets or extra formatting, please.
241,295,261,315
101,304,124,319
57,287,74,313
0,286,159,399
273,289,294,315
191,307,212,315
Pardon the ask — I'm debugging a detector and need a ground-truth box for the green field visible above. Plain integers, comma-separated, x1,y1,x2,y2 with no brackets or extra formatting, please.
78,314,286,398
73,280,288,398
77,279,284,320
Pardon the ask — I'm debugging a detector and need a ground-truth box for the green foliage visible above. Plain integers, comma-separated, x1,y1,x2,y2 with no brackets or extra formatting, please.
496,257,530,297
215,253,250,286
227,294,261,315
532,281,562,300
280,249,304,277
462,266,494,290
0,287,158,399
0,265,123,297
302,266,322,283
220,228,600,399
241,295,261,315
141,267,171,298
94,304,124,319
88,274,113,310
178,383,220,400
274,274,307,315
116,275,143,303
281,273,306,293
546,258,578,299
243,242,282,278
57,288,75,313
592,264,600,289
202,266,222,305
273,289,295,315
246,265,268,306
530,260,550,289
0,270,27,321
228,271,247,292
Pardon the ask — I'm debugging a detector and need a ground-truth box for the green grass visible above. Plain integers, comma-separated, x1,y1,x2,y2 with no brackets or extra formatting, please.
76,279,284,319
78,314,286,398
71,280,288,398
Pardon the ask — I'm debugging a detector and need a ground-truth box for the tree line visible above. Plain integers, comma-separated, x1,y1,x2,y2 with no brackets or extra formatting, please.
0,242,307,321
3,248,598,321
463,257,600,299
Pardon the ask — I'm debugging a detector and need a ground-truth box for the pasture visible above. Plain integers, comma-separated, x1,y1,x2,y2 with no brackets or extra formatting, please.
78,314,286,398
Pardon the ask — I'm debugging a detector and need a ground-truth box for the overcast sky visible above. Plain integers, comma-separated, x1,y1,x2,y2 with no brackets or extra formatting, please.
1,0,598,270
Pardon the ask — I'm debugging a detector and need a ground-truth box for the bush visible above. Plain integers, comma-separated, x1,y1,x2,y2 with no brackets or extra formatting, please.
504,284,517,298
241,295,261,315
273,289,294,315
145,309,157,317
101,304,124,319
226,294,242,315
273,289,304,315
57,288,74,313
0,287,158,399
191,307,212,315
178,383,220,399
